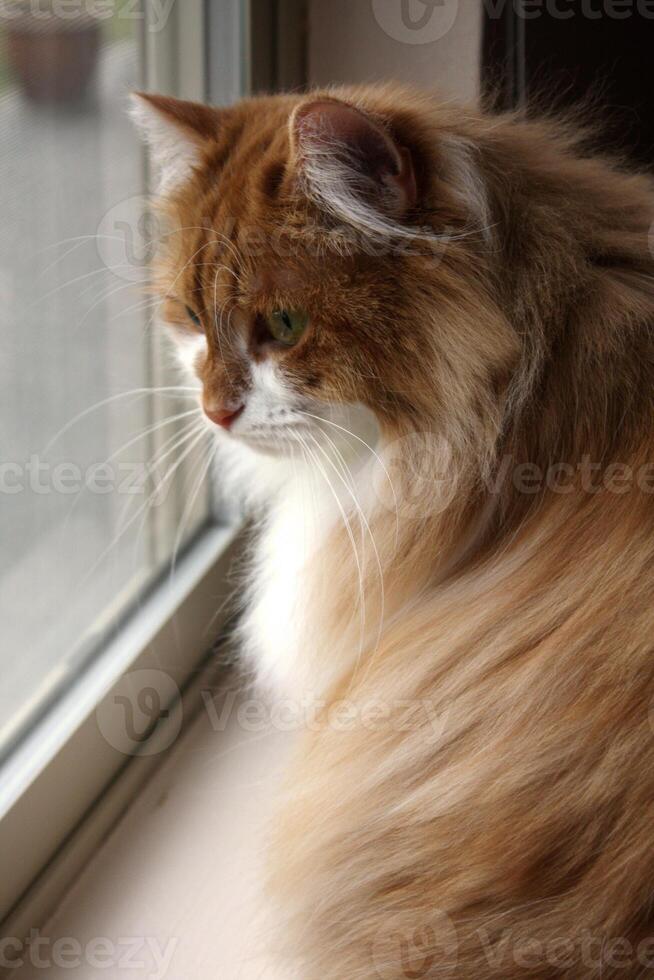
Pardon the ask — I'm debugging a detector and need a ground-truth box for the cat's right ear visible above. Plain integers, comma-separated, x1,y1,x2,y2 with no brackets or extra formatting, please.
129,93,221,194
290,98,417,222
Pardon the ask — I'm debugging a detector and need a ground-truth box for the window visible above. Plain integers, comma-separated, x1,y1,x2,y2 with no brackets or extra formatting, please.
0,0,222,762
0,0,306,936
0,0,250,928
0,0,190,762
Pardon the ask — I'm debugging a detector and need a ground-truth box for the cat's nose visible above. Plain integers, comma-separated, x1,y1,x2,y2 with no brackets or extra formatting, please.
203,401,244,430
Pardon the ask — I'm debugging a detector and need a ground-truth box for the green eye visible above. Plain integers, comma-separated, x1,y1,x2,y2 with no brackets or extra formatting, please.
185,305,202,328
265,309,309,346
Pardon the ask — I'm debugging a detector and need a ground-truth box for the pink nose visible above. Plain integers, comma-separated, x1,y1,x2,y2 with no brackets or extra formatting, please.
203,403,244,430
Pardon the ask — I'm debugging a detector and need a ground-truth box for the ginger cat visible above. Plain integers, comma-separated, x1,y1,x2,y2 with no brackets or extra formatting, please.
132,85,654,979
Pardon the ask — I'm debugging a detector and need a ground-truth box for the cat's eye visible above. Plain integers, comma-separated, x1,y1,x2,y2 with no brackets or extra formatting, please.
185,306,202,329
264,309,309,346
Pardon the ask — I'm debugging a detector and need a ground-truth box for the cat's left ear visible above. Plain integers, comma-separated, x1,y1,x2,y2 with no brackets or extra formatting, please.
130,92,221,194
290,98,417,223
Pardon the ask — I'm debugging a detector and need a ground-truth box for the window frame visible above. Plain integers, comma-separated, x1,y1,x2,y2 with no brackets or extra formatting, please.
0,525,240,934
0,0,270,944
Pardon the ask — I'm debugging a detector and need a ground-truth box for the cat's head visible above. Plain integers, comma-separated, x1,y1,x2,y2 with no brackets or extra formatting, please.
130,87,517,459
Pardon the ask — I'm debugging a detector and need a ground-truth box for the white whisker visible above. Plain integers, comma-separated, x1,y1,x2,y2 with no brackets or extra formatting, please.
299,431,367,662
60,407,202,540
81,423,209,588
307,431,387,689
43,386,201,454
169,434,217,579
299,409,400,551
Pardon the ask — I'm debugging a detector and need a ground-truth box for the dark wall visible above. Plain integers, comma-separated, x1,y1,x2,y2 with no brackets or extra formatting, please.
483,3,654,167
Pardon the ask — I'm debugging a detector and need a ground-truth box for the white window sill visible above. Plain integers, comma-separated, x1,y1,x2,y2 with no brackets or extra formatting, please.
4,684,291,980
0,523,241,928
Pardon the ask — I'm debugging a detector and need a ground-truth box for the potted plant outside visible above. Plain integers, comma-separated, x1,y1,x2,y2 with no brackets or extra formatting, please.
3,0,102,104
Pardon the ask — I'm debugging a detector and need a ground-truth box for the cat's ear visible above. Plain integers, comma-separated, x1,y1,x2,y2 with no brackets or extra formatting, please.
290,98,417,229
129,92,221,194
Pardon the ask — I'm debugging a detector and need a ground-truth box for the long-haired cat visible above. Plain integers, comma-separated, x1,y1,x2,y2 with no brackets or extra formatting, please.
131,84,654,979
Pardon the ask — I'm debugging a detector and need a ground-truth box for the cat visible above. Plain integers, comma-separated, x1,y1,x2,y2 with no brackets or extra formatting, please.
132,84,654,979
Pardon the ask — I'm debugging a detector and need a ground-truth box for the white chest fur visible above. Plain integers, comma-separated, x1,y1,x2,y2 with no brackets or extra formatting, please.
238,464,340,702
219,407,381,704
167,327,379,704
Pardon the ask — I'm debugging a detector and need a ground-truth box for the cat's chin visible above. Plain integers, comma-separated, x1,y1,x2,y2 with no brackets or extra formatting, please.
232,429,310,459
234,403,381,465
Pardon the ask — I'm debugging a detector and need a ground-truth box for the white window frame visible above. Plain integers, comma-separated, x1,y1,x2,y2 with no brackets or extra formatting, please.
0,0,254,946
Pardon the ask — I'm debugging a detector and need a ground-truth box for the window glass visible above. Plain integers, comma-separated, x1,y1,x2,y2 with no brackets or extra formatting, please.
0,0,209,758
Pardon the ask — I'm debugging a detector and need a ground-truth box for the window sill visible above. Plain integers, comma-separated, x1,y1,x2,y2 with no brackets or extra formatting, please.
0,523,241,929
3,683,291,979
